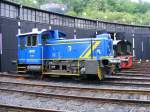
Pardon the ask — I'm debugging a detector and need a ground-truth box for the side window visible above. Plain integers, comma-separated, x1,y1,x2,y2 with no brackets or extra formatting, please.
20,37,25,48
42,34,48,45
32,35,37,46
27,36,31,46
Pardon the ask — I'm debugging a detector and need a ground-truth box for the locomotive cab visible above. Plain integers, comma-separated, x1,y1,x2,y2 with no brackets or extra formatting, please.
17,29,67,73
41,30,66,44
17,31,42,73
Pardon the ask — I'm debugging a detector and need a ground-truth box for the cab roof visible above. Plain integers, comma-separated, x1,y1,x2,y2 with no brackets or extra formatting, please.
17,29,66,37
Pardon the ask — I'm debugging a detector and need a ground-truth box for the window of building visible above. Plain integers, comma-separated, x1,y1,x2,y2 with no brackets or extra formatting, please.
5,4,10,17
9,5,14,18
42,13,45,23
23,8,28,20
53,15,60,25
68,18,74,27
45,13,49,23
102,23,106,29
1,3,5,16
10,5,18,18
28,9,32,21
36,11,42,22
31,10,35,21
0,3,18,18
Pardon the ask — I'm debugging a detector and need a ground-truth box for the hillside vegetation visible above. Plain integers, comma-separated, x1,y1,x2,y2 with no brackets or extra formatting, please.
11,0,150,25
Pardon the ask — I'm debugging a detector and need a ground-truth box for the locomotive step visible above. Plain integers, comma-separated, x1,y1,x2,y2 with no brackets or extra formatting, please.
17,71,27,73
42,72,79,76
17,67,26,68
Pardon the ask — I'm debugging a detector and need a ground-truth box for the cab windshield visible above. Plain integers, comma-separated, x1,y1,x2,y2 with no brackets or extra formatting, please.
26,35,37,46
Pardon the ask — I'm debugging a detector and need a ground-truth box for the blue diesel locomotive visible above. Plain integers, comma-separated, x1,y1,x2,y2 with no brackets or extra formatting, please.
17,29,119,80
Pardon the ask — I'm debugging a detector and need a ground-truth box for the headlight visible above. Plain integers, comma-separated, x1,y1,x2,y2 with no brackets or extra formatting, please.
108,58,121,63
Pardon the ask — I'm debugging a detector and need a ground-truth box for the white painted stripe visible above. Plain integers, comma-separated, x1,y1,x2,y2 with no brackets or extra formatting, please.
132,37,135,57
0,33,2,54
141,41,144,52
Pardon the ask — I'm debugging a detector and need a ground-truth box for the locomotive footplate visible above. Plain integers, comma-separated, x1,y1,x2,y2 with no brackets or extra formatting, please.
41,60,111,80
42,60,80,77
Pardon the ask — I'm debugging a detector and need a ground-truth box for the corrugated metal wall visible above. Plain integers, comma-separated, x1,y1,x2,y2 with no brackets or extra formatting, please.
1,17,18,72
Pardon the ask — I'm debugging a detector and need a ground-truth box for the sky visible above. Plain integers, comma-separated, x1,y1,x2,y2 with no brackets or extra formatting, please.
131,0,150,3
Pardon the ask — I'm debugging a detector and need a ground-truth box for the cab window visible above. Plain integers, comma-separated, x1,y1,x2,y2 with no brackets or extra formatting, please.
20,37,25,48
32,35,37,46
27,36,31,46
27,35,37,46
42,34,49,45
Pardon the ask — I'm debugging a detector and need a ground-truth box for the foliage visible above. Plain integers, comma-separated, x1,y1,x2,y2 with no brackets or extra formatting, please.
10,0,150,25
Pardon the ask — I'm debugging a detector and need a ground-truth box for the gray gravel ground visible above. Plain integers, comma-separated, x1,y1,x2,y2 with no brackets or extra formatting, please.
0,76,150,112
0,90,150,112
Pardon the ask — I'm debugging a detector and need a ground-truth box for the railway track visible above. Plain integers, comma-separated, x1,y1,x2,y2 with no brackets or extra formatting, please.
0,62,150,111
1,87,150,105
0,104,62,112
120,70,150,74
0,72,34,79
131,67,150,70
103,61,150,86
0,80,150,104
0,80,150,94
105,75,150,81
0,88,149,112
1,72,150,87
116,72,150,77
101,80,150,87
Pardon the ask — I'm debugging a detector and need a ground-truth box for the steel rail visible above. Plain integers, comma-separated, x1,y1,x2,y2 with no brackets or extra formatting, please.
0,73,33,78
0,80,150,95
0,104,63,112
0,88,150,105
101,81,150,87
120,71,150,74
116,72,150,77
105,75,150,81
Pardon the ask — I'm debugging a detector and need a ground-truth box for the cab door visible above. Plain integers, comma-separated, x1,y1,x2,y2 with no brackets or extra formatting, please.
18,36,26,64
26,35,41,64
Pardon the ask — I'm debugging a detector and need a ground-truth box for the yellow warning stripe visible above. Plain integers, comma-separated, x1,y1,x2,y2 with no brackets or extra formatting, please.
97,62,102,80
80,44,91,58
82,41,101,58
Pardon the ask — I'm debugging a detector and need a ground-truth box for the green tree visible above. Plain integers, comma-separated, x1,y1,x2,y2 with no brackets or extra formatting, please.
9,0,150,25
